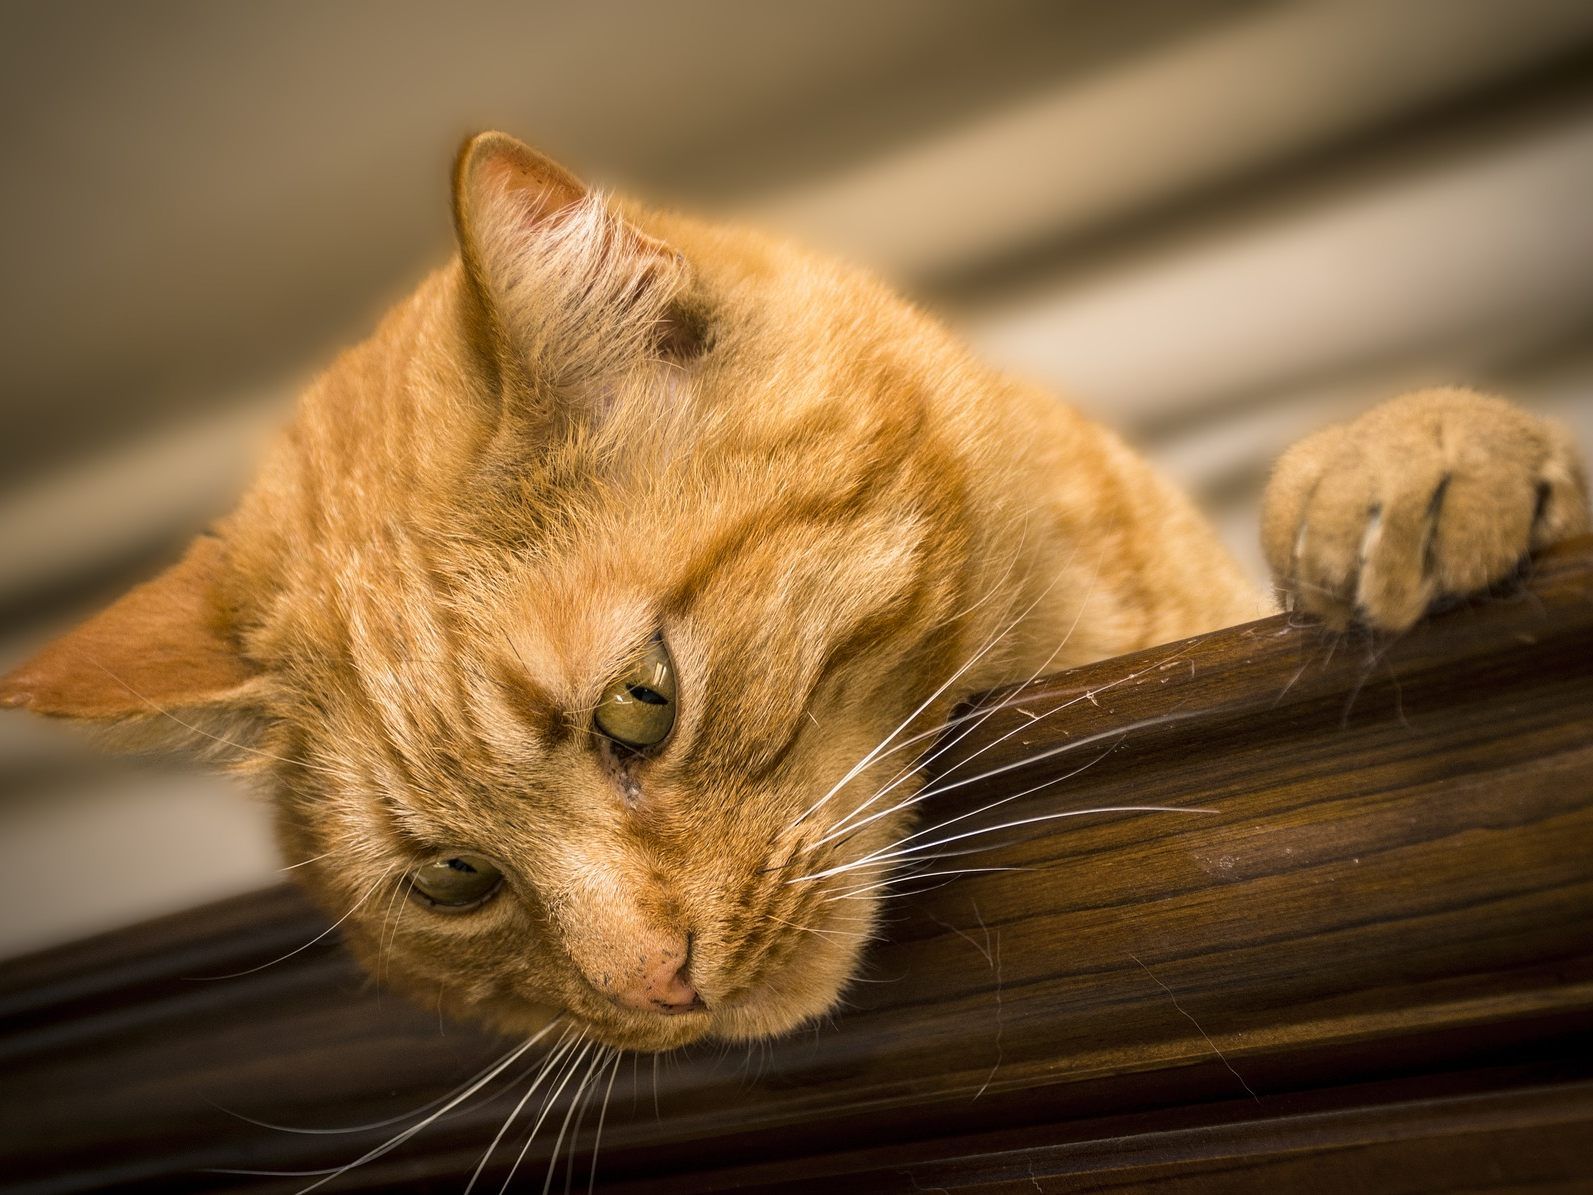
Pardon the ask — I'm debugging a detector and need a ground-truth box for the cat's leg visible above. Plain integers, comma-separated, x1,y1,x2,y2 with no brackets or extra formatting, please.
1261,387,1589,631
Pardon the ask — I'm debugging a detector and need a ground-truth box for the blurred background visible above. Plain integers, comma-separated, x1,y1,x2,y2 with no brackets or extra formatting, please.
3,0,1591,958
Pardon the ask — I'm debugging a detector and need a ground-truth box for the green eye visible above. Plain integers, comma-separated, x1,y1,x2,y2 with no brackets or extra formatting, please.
594,635,677,750
410,854,503,909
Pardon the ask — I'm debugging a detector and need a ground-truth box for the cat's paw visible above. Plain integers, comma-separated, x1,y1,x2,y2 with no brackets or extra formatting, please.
1261,387,1589,632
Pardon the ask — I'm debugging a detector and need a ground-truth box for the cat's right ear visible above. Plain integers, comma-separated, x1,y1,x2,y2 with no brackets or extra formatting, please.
450,132,700,407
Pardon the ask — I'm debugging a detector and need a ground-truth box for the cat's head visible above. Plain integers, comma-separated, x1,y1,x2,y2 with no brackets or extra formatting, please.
1,134,1036,1052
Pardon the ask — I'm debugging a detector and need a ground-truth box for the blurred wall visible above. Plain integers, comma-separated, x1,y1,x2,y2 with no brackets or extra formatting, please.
3,0,1591,957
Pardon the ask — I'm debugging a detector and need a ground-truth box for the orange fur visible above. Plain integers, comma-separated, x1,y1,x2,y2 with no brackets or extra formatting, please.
3,134,1584,1052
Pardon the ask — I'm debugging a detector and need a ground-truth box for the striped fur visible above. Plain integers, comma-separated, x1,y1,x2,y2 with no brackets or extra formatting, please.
5,132,1580,1053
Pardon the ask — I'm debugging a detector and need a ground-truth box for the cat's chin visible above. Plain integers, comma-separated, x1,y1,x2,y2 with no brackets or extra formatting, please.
478,972,858,1054
480,1002,717,1053
485,991,834,1054
566,1010,719,1053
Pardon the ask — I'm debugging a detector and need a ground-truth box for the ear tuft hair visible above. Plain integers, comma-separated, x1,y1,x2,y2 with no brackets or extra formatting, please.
0,535,258,731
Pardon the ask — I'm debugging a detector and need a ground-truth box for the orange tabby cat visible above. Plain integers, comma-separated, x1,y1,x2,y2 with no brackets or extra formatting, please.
2,133,1586,1054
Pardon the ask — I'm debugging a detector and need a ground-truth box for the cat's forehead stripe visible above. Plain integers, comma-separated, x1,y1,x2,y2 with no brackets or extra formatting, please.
491,663,571,747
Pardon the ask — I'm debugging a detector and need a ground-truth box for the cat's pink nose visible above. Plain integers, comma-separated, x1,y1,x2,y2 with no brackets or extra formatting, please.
604,936,704,1015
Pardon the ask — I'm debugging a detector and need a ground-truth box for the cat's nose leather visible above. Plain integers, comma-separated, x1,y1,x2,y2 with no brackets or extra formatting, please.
606,936,704,1015
637,959,703,1015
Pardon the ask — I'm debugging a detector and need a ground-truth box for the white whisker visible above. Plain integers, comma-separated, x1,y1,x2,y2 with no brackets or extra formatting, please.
819,548,1099,841
211,1022,558,1186
822,740,1125,880
206,1039,527,1137
464,1027,578,1195
922,701,1207,798
191,864,396,980
376,869,419,992
799,804,1214,884
765,911,871,941
541,1045,609,1195
823,866,1027,902
499,1035,595,1195
279,847,338,872
587,1051,623,1195
817,648,1187,848
788,536,1053,829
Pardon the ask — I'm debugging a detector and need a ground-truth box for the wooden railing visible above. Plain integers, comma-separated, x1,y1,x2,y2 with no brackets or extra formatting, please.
4,541,1591,1193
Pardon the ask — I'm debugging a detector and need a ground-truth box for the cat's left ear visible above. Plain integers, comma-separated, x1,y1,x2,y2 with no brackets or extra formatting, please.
0,536,260,741
451,131,704,401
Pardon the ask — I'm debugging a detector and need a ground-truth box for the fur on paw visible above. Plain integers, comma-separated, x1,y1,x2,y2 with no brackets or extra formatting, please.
1261,387,1589,632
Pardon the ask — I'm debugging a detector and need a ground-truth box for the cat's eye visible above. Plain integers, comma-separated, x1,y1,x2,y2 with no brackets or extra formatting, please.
410,854,503,910
594,635,677,750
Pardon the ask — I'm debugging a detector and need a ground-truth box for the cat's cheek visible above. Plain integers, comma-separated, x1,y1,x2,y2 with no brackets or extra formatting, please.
339,887,555,1014
713,906,878,1044
393,950,574,1040
460,991,567,1040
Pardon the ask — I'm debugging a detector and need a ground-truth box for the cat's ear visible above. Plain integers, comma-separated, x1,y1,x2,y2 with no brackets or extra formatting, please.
0,536,259,736
451,132,704,401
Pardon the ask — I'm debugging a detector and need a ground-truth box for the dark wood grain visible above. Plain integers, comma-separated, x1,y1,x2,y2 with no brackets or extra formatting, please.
3,540,1591,1194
